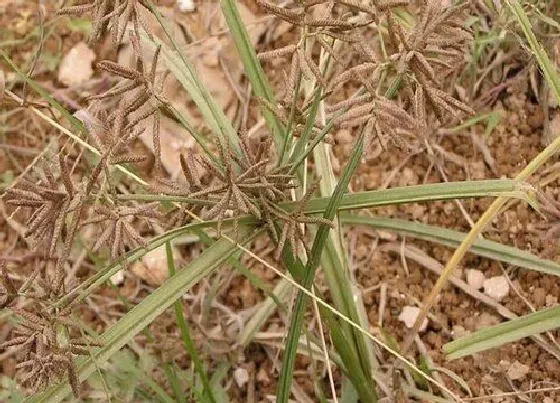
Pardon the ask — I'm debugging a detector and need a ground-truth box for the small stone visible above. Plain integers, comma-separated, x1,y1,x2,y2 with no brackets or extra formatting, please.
507,361,529,380
452,325,468,340
110,269,124,286
544,112,560,145
469,161,486,180
483,276,509,300
533,287,546,307
177,0,195,12
58,42,95,87
466,269,485,290
376,230,397,241
498,359,510,371
398,167,419,186
398,306,428,332
546,295,558,307
475,312,500,330
131,246,177,286
256,367,270,384
528,107,544,129
233,367,249,388
544,397,554,403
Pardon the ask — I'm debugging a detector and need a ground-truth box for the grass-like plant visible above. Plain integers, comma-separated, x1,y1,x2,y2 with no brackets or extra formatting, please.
1,0,559,402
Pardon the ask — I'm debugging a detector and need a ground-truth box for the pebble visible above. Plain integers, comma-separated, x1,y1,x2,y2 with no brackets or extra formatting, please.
398,306,428,332
256,367,270,384
528,107,544,129
483,276,509,300
533,287,546,307
131,246,173,286
466,269,485,290
110,269,124,286
233,367,249,388
546,295,558,307
507,360,529,380
58,42,95,87
475,312,500,330
544,112,560,145
452,325,468,340
177,0,195,12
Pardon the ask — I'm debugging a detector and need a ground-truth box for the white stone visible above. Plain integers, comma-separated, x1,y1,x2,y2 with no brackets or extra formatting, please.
507,361,530,380
233,367,249,388
131,246,174,286
398,306,428,332
466,269,485,290
177,0,195,12
452,325,468,340
483,276,510,300
58,42,95,87
110,269,124,286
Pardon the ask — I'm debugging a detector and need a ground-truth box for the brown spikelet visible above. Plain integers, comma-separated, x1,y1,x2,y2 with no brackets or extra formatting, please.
387,11,409,50
180,153,201,190
316,35,338,61
339,0,378,15
284,51,300,103
56,4,94,15
326,94,373,113
414,85,426,128
109,154,147,165
97,60,141,80
297,48,320,85
377,0,410,11
59,156,74,196
152,111,162,174
304,18,357,29
332,102,373,125
410,51,436,82
329,62,377,90
376,99,416,129
0,264,17,308
302,48,325,85
258,44,297,61
424,84,475,117
67,357,80,397
256,0,303,22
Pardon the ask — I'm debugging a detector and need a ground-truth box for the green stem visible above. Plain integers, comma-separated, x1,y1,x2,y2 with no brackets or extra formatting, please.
166,242,216,403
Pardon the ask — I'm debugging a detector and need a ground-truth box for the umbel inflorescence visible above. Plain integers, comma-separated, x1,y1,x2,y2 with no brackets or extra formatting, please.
1,0,478,397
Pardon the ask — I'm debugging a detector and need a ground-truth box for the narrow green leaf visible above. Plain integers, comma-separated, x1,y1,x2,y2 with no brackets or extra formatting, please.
29,227,259,403
300,179,522,214
220,0,285,153
288,87,323,167
165,242,216,403
162,363,185,403
506,0,560,105
124,180,523,214
277,133,368,402
341,214,560,278
142,0,241,155
318,305,373,401
444,305,560,360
